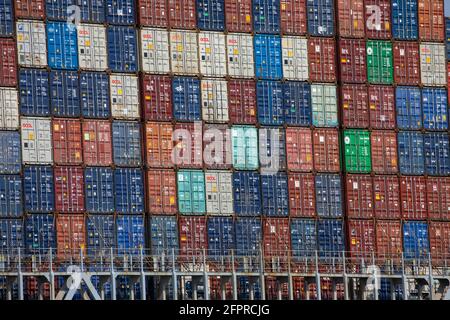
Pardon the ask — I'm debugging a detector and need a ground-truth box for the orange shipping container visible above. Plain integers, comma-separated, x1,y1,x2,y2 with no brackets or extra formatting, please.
376,220,402,257
145,122,174,168
56,214,86,260
52,119,83,165
147,169,177,214
418,0,445,42
429,222,450,264
370,130,398,174
337,0,365,38
373,176,401,219
313,129,340,173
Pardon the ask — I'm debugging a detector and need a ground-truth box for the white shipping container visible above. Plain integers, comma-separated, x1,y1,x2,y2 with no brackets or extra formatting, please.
169,30,199,75
227,33,254,78
16,20,47,67
420,43,447,86
110,74,140,119
77,23,108,71
140,27,170,74
311,84,338,128
198,32,227,77
282,36,309,81
0,88,19,130
21,117,53,164
201,79,229,123
205,170,233,215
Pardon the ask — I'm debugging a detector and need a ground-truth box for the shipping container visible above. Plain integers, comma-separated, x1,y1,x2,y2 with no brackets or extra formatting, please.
16,20,47,67
227,80,257,124
0,175,23,217
86,215,115,254
288,173,315,217
77,24,108,71
317,219,345,256
0,0,13,36
347,220,376,256
447,18,450,60
283,81,311,126
15,0,45,19
204,170,233,215
114,168,144,214
396,86,422,130
46,0,106,23
227,33,255,78
141,75,172,121
204,123,232,169
116,215,145,255
261,173,289,217
25,214,55,254
169,30,199,74
179,216,207,256
393,42,420,85
23,166,54,213
54,166,84,213
56,214,85,258
306,0,335,36
21,117,53,164
197,0,225,31
254,35,283,80
403,221,429,259
420,43,447,86
225,0,252,32
177,170,206,214
0,39,17,87
256,80,284,125
424,132,450,176
107,26,138,73
368,85,396,129
149,216,179,254
373,175,401,219
279,0,307,35
426,177,450,220
418,0,445,41
147,169,177,214
80,72,111,119
285,127,313,172
235,218,261,255
371,130,398,174
343,129,372,173
315,174,343,218
138,0,169,27
47,22,78,70
392,0,419,40
376,220,402,256
366,40,393,84
84,167,115,214
82,120,113,166
0,219,23,252
52,119,83,165
422,88,448,131
167,0,197,28
282,36,308,81
172,77,201,121
50,71,80,116
112,121,141,167
140,28,170,74
145,122,173,168
110,74,140,119
19,69,50,116
253,0,280,33
106,0,135,25
400,176,427,220
207,217,234,256
429,222,450,264
341,84,369,128
201,79,229,122
308,38,336,82
345,175,373,219
338,39,367,83
0,131,21,174
173,122,203,168
313,128,340,172
290,219,317,255
259,127,286,172
231,126,259,170
263,218,290,257
233,171,262,216
364,0,392,39
337,0,364,38
311,84,338,127
398,131,425,175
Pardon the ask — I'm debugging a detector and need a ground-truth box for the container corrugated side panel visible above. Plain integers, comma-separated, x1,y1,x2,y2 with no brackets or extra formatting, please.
256,80,284,125
371,130,398,174
263,218,290,256
393,41,420,85
403,221,429,259
0,219,24,251
418,0,445,41
290,219,316,256
201,79,229,122
317,219,344,257
114,168,144,214
80,72,110,118
207,217,234,256
0,175,23,217
311,84,338,127
142,75,173,121
54,166,84,213
337,0,365,38
376,220,402,256
368,85,396,129
400,176,427,219
0,0,14,36
106,0,135,25
315,174,343,218
145,122,173,168
227,33,255,78
285,127,313,172
50,71,80,117
283,82,311,126
116,215,144,255
52,119,83,165
169,30,199,75
254,35,283,80
280,0,307,35
15,0,45,19
107,26,138,73
55,214,85,259
366,40,394,84
253,0,280,33
306,0,334,36
19,69,50,116
16,20,47,67
0,39,17,87
147,169,177,214
288,173,315,217
198,32,227,77
424,133,450,176
23,166,54,213
225,0,253,33
138,0,169,27
150,216,179,254
25,214,55,254
282,36,308,81
233,171,262,216
172,77,201,121
46,22,79,70
429,222,450,263
261,173,289,217
227,80,257,124
112,121,142,167
338,39,367,83
84,167,115,214
197,0,225,31
77,24,108,71
341,84,369,128
177,170,206,214
420,43,447,86
205,171,233,215
179,216,207,255
392,0,419,40
231,126,259,170
140,28,170,74
110,74,140,119
86,215,115,254
347,219,376,256
235,218,261,255
343,129,372,173
313,128,341,172
21,117,53,164
0,131,21,174
396,86,422,130
82,120,113,166
345,175,374,218
427,177,450,220
398,131,425,175
373,176,401,219
422,88,448,131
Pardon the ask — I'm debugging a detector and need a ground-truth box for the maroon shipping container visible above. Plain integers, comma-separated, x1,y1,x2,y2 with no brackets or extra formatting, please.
368,85,396,129
348,220,376,257
54,167,85,213
147,169,177,214
345,175,374,218
280,0,307,35
14,0,45,19
179,217,207,256
448,63,450,103
338,39,367,83
418,0,445,42
370,130,398,174
168,0,196,29
174,122,203,168
373,176,401,219
376,220,402,257
308,38,336,83
286,127,313,172
341,84,369,128
426,177,450,221
337,0,365,38
227,79,257,124
204,124,232,169
393,42,420,85
429,222,450,264
224,0,253,33
364,0,392,39
138,0,169,27
287,173,315,217
141,75,173,121
312,128,340,173
145,122,174,168
52,119,83,165
56,214,86,260
82,120,113,166
263,218,290,257
400,176,428,220
0,39,17,87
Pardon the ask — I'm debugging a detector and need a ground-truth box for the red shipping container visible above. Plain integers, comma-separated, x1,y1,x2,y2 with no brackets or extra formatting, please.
138,0,169,27
370,130,398,174
54,167,85,213
400,176,428,220
337,0,365,38
280,0,307,35
0,39,17,87
287,173,315,217
224,0,253,33
364,0,392,39
14,0,45,19
263,218,290,257
147,169,177,214
341,84,369,128
174,122,203,168
448,63,450,103
348,220,376,257
376,220,402,257
373,176,401,219
308,38,336,83
204,124,232,169
286,127,313,172
82,120,113,166
227,79,257,124
312,129,340,173
426,177,450,221
368,85,396,129
168,0,196,29
52,119,83,165
345,175,374,218
56,214,86,259
141,75,173,121
429,222,450,264
145,122,174,168
393,42,420,85
338,39,367,83
179,217,207,256
418,0,445,42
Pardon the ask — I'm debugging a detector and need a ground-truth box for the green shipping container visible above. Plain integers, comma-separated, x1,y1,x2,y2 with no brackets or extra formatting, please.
367,40,393,84
177,170,206,214
343,130,372,173
231,126,259,170
311,84,338,127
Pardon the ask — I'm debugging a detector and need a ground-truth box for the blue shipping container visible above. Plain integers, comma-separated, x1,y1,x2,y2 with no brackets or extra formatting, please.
80,72,111,118
403,221,429,259
422,88,448,131
23,166,54,213
291,219,317,256
19,69,50,116
392,0,418,40
261,173,289,216
207,217,234,256
306,0,335,36
315,174,343,218
283,82,312,126
0,175,22,217
114,168,144,214
235,218,262,255
253,0,280,33
254,35,283,80
0,0,13,36
398,131,425,175
172,77,201,121
106,0,135,25
0,131,21,174
256,81,284,125
446,18,450,61
50,71,80,117
112,121,142,166
424,133,450,176
317,219,344,257
25,214,55,254
107,26,138,73
116,215,144,255
259,127,287,172
396,87,422,130
87,215,115,254
196,0,225,31
0,219,23,251
46,22,79,70
45,0,106,23
233,172,262,216
85,167,115,214
150,216,179,254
